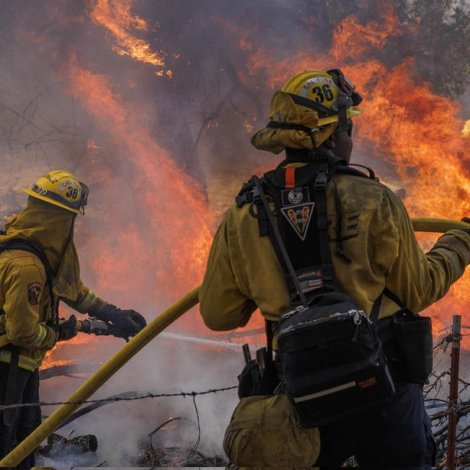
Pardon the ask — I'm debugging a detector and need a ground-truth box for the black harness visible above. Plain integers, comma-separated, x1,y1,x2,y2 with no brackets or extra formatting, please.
236,157,377,304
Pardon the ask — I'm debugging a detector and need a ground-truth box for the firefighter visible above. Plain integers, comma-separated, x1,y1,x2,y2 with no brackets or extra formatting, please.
199,70,470,468
0,170,147,469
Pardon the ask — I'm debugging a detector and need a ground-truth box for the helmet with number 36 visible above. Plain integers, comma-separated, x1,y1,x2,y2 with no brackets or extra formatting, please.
280,69,363,146
23,170,89,214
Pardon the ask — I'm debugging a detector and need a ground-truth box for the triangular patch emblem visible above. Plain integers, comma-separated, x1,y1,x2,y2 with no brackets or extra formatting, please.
280,202,315,240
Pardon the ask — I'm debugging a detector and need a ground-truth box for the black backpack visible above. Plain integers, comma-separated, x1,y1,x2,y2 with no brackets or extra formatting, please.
276,292,394,427
241,159,395,427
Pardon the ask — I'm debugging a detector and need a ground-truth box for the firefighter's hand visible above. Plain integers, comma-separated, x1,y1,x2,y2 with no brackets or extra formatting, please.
93,304,147,340
113,309,147,339
57,315,78,341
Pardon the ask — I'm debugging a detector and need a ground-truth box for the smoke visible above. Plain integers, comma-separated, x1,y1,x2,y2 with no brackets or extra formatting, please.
0,0,469,464
40,334,243,466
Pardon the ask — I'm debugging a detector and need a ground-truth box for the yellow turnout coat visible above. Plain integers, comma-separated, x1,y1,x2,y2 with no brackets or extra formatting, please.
200,170,470,328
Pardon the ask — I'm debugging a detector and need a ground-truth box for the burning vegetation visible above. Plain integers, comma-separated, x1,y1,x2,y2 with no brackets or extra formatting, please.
0,0,469,466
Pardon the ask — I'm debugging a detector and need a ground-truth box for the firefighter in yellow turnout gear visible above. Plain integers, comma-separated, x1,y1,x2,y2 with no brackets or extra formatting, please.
0,170,147,469
199,70,470,468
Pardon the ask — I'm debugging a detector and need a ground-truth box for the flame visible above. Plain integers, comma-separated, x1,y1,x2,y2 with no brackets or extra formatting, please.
463,119,470,137
43,333,108,368
91,0,167,69
42,358,73,368
61,55,214,342
331,8,401,60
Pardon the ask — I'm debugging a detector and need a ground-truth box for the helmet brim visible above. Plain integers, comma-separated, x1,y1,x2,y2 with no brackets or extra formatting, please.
23,188,81,214
317,106,363,127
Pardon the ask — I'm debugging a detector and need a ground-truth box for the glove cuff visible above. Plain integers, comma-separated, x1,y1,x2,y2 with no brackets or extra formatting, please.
86,296,109,315
91,303,120,322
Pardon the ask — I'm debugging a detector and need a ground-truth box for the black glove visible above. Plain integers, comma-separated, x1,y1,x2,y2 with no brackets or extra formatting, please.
56,315,78,341
94,304,147,340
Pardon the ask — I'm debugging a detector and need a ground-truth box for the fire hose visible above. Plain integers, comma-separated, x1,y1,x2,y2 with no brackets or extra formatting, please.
0,217,469,467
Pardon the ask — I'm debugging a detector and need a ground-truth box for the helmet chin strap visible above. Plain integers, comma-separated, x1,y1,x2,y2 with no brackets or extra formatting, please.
336,92,351,134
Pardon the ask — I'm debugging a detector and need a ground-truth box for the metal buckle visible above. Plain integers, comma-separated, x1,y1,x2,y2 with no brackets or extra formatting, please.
314,168,328,190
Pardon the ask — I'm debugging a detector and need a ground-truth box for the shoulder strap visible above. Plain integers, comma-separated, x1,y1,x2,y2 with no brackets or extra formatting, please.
383,287,405,309
369,287,408,323
335,163,377,181
252,176,309,307
0,238,58,324
311,159,336,290
0,238,56,280
369,294,382,323
312,159,332,266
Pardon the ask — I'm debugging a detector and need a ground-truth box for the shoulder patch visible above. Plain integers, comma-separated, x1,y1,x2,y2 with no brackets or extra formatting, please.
27,282,42,305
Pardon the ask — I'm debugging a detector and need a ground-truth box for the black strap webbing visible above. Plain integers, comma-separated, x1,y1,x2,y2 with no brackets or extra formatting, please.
336,93,349,132
383,287,405,309
313,161,331,264
252,176,309,307
0,239,58,324
286,93,337,117
267,121,313,133
370,294,383,323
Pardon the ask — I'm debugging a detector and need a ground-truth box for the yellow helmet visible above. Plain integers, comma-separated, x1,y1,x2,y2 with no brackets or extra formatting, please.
23,170,89,214
278,68,363,147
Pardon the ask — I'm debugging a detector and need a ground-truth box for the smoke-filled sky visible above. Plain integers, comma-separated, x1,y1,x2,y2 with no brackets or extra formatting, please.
1,0,470,465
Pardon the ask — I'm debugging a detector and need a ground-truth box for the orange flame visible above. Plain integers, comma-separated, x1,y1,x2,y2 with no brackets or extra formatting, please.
463,119,470,137
64,55,213,334
331,8,401,60
91,0,167,70
40,2,213,368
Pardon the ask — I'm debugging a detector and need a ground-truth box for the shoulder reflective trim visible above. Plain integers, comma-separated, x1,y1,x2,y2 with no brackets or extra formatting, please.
76,290,98,313
32,324,48,347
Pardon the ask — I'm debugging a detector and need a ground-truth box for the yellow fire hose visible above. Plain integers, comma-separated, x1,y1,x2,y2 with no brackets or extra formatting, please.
411,218,470,233
1,217,469,467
